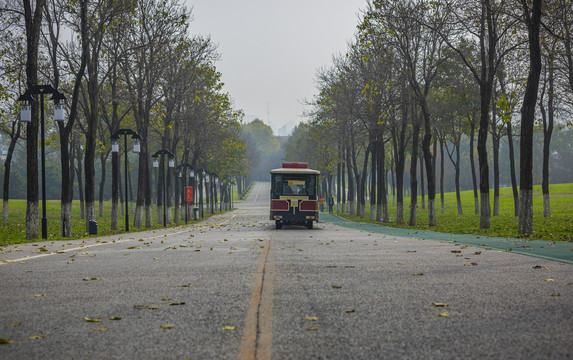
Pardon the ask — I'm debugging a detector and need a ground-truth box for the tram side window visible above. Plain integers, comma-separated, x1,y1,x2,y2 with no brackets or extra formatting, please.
306,175,316,196
273,175,283,196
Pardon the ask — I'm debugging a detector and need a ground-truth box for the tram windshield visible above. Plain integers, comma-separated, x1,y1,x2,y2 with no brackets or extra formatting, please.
272,174,316,197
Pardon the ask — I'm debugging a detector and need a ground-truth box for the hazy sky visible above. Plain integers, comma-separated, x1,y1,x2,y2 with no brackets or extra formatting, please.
185,0,366,135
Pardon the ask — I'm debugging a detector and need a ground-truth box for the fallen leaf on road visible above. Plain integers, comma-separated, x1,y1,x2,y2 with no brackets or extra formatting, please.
161,324,175,329
411,273,424,276
10,323,21,327
32,294,45,297
565,282,573,286
431,303,448,307
550,293,560,297
84,317,102,322
177,284,193,288
344,309,356,313
544,279,555,282
109,317,122,320
169,302,185,306
92,327,108,332
332,285,342,289
303,316,319,321
222,325,236,330
0,339,15,344
306,327,320,331
28,334,45,339
83,277,101,281
464,263,478,266
438,311,450,317
451,250,462,254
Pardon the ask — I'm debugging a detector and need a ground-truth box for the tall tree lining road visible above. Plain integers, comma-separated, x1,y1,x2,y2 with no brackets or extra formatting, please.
1,182,572,358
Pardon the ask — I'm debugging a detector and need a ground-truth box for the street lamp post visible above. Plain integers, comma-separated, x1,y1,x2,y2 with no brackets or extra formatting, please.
152,150,175,227
111,129,142,232
18,85,66,239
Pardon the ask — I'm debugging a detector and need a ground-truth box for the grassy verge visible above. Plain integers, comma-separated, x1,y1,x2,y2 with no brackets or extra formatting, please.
0,200,224,246
335,183,573,242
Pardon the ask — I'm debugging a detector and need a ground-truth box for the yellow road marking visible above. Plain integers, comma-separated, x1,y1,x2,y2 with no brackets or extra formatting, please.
239,239,275,360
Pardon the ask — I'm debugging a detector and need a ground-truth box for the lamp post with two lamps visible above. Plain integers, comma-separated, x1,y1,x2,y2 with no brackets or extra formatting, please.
111,129,142,232
18,85,66,239
152,150,175,227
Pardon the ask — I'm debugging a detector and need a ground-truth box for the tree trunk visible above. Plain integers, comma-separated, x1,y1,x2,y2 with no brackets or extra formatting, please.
507,122,519,216
346,147,354,215
419,155,425,210
542,49,554,218
377,135,388,222
76,147,85,220
370,137,377,221
469,120,479,215
492,135,500,216
24,0,44,240
518,0,542,235
408,119,420,226
439,138,445,214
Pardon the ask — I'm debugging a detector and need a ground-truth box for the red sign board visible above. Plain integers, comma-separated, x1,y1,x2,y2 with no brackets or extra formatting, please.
185,186,193,202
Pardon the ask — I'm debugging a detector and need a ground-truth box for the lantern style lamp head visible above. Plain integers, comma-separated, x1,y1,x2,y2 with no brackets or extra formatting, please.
205,173,210,182
168,157,175,168
190,169,195,178
18,92,33,123
132,134,142,153
111,136,120,153
152,156,159,168
51,91,67,122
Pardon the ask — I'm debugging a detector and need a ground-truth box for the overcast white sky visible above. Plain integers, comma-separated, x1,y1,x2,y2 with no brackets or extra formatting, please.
185,0,366,135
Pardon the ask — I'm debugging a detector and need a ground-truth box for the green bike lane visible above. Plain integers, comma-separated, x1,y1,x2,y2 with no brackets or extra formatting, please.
320,213,573,264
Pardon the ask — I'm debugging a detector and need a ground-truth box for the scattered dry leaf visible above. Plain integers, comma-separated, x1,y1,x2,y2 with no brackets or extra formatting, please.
169,302,186,306
160,324,175,329
10,323,21,327
544,279,555,282
222,325,236,330
92,327,108,332
0,338,15,344
431,303,448,307
84,317,102,322
303,316,319,321
28,334,45,339
306,327,320,331
177,284,193,288
83,277,101,281
109,317,122,320
438,311,450,317
332,285,341,289
344,309,356,313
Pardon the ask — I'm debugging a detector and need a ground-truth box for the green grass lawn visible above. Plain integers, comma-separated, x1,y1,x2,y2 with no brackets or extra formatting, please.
0,199,229,246
337,183,573,242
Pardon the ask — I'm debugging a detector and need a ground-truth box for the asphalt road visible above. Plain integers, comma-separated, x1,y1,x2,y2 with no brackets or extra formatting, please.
1,182,572,359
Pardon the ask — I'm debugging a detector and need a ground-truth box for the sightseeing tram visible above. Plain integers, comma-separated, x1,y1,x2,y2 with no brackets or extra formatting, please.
270,162,320,229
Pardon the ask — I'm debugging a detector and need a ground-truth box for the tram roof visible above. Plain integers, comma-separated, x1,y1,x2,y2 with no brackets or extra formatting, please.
270,167,320,175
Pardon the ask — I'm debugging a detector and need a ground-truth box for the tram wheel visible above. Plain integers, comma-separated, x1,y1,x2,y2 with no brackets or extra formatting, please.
306,221,313,230
275,220,283,229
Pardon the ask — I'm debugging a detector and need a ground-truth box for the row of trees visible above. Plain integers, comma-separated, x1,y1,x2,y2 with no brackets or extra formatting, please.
286,0,572,235
0,0,248,239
